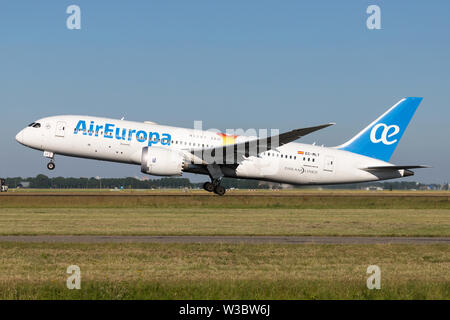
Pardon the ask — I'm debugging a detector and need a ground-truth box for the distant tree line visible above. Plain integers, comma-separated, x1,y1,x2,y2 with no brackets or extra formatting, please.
4,175,263,189
3,175,446,190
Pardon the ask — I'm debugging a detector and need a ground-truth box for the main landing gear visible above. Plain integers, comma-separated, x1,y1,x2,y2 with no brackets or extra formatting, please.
204,163,226,196
44,151,55,171
202,180,226,196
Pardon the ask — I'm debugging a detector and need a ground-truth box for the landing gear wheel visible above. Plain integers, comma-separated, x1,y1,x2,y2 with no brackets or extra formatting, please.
213,185,226,196
47,162,55,170
203,182,214,192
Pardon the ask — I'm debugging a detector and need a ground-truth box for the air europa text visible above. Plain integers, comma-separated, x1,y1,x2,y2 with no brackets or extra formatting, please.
74,120,172,146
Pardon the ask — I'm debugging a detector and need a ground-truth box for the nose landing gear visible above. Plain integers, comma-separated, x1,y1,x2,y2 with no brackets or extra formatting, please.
47,161,55,171
44,151,55,171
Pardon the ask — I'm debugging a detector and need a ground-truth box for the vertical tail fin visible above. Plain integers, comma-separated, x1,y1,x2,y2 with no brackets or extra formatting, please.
336,97,423,162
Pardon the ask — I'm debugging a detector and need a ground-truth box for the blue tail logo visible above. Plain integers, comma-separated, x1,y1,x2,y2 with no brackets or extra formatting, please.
337,97,423,162
370,123,400,145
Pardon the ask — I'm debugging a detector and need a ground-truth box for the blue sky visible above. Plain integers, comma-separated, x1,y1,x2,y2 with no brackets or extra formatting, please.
1,1,449,183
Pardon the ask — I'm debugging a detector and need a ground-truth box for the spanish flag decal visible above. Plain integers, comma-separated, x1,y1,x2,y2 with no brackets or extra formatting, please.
297,151,304,155
217,133,238,146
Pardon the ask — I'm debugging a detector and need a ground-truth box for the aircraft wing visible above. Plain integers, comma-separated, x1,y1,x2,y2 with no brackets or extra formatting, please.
192,123,335,164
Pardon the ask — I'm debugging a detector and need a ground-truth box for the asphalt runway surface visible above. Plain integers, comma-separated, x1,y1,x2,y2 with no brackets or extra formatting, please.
0,235,448,244
2,192,450,198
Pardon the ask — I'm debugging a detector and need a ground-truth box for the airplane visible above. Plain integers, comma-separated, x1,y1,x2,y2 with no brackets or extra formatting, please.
15,97,428,195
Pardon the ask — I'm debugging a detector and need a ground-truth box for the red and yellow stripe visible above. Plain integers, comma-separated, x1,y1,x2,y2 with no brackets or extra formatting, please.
217,133,238,146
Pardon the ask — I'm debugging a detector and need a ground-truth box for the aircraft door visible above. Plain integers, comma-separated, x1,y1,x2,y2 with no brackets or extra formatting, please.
55,121,66,137
324,156,334,172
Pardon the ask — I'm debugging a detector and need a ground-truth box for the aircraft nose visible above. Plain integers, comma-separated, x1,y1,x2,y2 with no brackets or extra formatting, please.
15,130,24,144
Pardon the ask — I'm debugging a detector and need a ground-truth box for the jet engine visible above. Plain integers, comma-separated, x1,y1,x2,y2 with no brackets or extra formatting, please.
141,147,186,176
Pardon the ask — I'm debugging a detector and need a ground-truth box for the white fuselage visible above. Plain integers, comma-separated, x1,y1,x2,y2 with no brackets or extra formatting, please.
16,115,406,185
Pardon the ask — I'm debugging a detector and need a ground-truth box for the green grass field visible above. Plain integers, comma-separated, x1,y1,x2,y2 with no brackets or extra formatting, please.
0,190,449,299
0,243,448,299
0,208,449,237
1,189,450,209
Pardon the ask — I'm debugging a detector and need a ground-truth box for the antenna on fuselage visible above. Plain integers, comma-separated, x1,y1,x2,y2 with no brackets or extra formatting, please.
120,117,125,120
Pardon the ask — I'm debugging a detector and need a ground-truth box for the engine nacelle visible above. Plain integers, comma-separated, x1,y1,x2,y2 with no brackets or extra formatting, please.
141,147,185,176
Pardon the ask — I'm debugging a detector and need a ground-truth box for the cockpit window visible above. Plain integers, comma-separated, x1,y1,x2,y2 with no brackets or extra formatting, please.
31,123,41,128
28,122,35,127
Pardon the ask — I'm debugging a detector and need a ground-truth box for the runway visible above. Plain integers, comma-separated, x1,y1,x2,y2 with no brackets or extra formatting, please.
0,235,449,244
2,192,450,198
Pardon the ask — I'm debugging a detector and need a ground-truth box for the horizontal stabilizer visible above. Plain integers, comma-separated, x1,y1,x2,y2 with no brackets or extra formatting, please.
361,165,430,178
362,165,431,171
